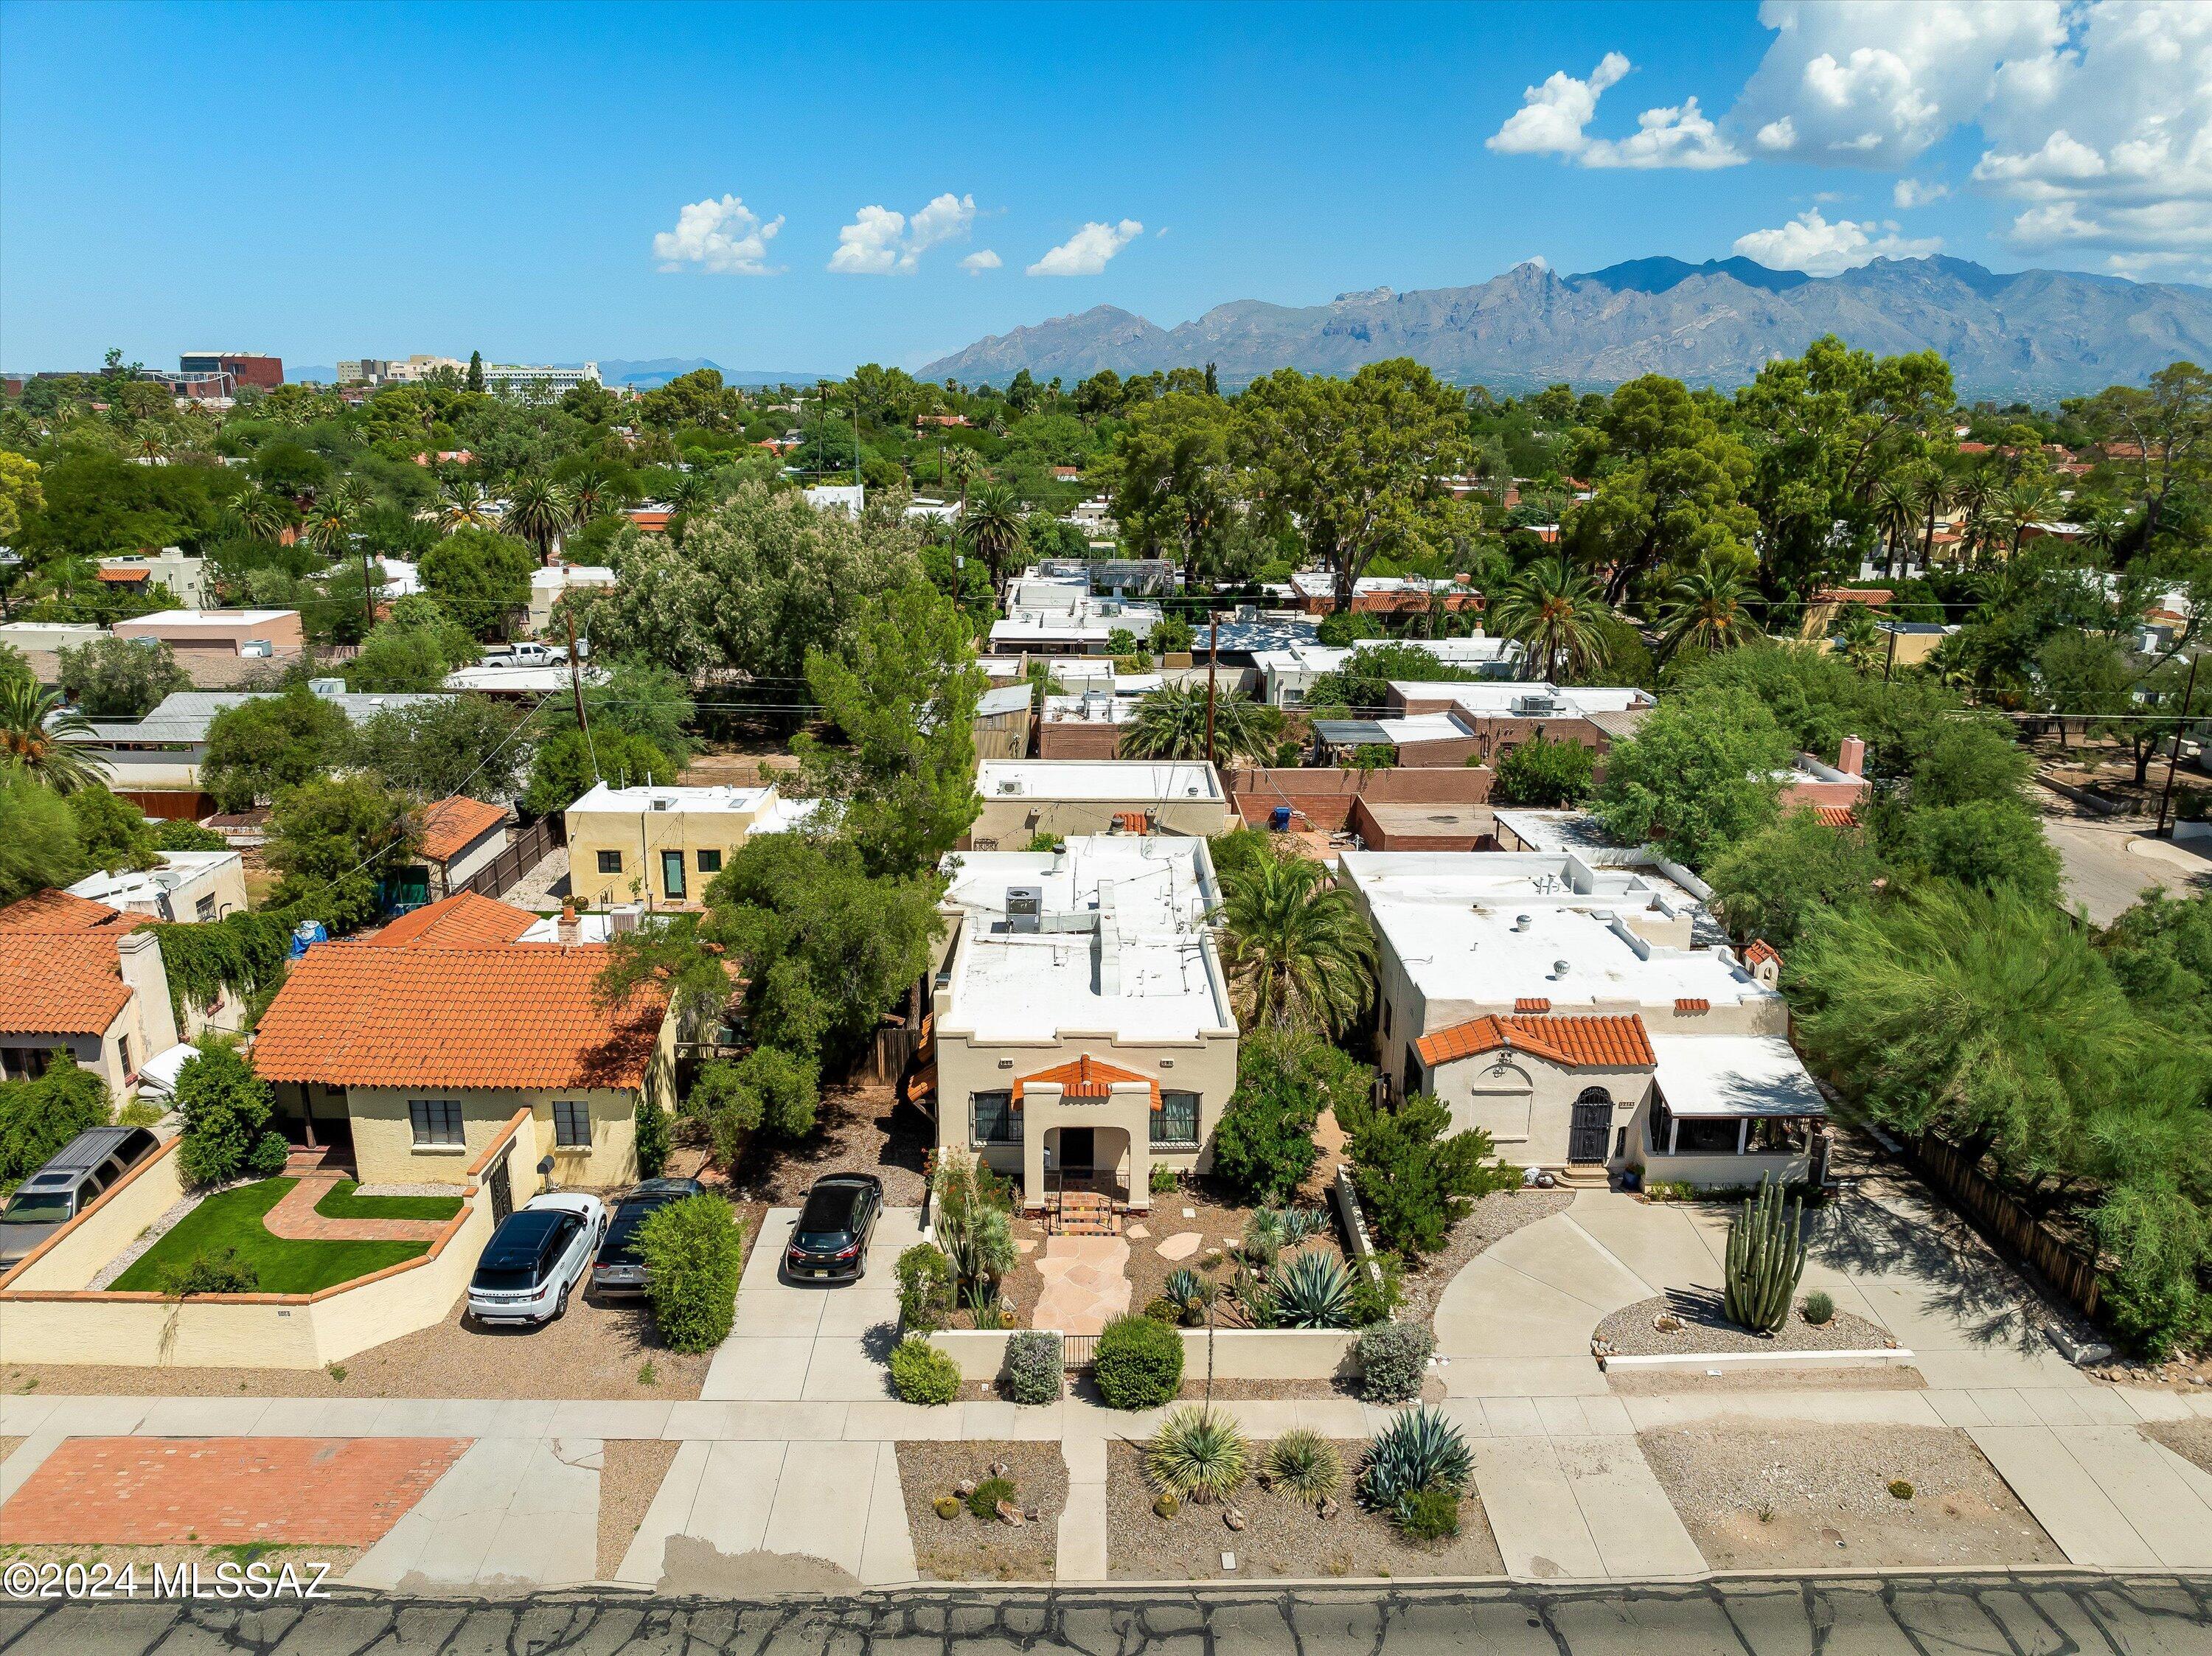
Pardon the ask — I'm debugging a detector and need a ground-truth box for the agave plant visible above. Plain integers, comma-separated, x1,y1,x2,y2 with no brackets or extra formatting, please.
1267,1249,1354,1329
1267,1207,1326,1245
1263,1429,1343,1503
1163,1267,1211,1328
1359,1406,1472,1516
1146,1406,1248,1505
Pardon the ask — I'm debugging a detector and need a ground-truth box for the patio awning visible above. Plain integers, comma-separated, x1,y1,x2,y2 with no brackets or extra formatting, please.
1649,1034,1826,1119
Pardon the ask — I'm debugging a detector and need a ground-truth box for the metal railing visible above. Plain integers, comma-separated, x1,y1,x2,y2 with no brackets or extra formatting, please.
1062,1332,1099,1371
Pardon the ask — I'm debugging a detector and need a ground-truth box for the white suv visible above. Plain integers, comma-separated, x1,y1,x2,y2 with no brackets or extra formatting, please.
466,1192,607,1326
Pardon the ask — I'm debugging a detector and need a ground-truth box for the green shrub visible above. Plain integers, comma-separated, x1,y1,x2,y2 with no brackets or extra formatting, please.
889,1335,961,1405
1397,1487,1461,1540
633,1194,745,1352
246,1131,291,1177
0,1050,111,1188
1266,1250,1354,1328
1492,734,1596,809
173,1040,285,1189
1262,1429,1342,1502
1093,1312,1184,1409
1340,1096,1518,1257
1002,1329,1064,1404
1801,1289,1836,1326
1355,1319,1435,1404
1145,1406,1248,1505
1360,1406,1472,1515
1211,1030,1370,1204
896,1242,954,1332
633,1094,669,1179
1149,1161,1178,1194
1888,1478,1914,1500
966,1474,1015,1519
1346,1253,1404,1326
1240,1210,1283,1270
1144,1296,1180,1323
156,1246,259,1298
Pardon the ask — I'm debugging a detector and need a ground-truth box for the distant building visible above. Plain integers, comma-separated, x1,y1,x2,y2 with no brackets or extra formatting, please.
178,352,282,390
111,608,303,658
968,759,1232,848
482,361,600,397
94,548,209,608
66,851,248,928
1288,571,1484,616
564,782,818,908
527,564,617,636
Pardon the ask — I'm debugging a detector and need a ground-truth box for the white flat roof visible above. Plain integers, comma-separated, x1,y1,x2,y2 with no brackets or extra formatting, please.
568,782,776,816
1340,851,1756,1012
532,565,616,589
1389,682,1653,715
1043,693,1140,724
67,851,240,908
122,608,295,625
942,835,1231,1043
977,759,1222,801
1651,1034,1826,1119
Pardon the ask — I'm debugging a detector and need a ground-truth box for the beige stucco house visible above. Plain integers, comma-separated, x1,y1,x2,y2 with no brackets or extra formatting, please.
928,835,1239,1214
563,781,817,908
968,759,1234,849
1340,850,1827,1189
0,891,181,1099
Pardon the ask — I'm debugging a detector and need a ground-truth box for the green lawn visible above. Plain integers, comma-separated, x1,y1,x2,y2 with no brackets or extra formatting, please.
110,1178,431,1296
313,1179,463,1222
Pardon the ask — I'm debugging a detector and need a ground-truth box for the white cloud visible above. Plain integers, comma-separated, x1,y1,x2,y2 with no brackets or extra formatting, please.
960,249,1002,274
1027,219,1143,276
1733,207,1942,275
652,194,784,275
828,193,978,274
1487,52,1742,169
1893,177,1950,209
1731,1,2066,167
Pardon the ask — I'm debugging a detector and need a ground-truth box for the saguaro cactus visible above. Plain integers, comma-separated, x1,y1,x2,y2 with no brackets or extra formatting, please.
1724,1175,1806,1333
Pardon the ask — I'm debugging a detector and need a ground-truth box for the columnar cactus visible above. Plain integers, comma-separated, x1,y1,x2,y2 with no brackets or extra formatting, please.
1723,1175,1806,1334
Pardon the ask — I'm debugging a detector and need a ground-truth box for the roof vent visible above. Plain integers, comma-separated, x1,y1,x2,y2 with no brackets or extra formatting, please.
1553,959,1571,977
1514,914,1531,931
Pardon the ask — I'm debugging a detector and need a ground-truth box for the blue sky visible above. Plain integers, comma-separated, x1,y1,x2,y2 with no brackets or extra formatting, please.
3,1,2203,376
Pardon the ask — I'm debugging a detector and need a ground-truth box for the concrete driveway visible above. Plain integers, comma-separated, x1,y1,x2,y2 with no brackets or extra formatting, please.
1436,1183,2096,1398
2037,791,2212,925
700,1206,919,1402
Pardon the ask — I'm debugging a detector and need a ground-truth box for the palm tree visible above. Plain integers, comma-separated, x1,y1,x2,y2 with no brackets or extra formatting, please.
302,490,352,558
1831,602,1884,675
1217,853,1377,1037
1657,563,1761,659
134,427,164,462
1123,683,1287,767
224,485,288,544
1997,476,2058,560
943,445,982,515
0,681,108,794
1490,556,1612,682
667,472,714,546
1906,464,1952,568
961,483,1026,600
437,479,494,535
1951,468,1997,564
503,471,575,562
1872,478,1918,578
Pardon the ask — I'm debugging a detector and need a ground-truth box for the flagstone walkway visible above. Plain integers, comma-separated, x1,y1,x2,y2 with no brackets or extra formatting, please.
1031,1235,1130,1334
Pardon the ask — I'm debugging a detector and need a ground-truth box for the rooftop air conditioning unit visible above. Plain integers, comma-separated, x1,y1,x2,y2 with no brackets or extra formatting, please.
307,678,346,696
1006,886,1043,933
239,639,274,658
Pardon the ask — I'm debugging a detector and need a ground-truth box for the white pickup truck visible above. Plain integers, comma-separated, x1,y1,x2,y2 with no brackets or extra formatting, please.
480,641,568,668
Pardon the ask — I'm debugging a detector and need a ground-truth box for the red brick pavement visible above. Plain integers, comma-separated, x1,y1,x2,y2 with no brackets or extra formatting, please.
0,1437,470,1546
262,1172,452,1242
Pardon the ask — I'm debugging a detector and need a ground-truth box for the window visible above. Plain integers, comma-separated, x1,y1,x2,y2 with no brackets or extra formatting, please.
971,1090,1019,1145
1402,1052,1424,1101
1673,1116,1743,1156
195,894,217,922
1152,1090,1200,1147
553,1099,591,1149
1380,1001,1391,1036
409,1099,465,1149
1751,1116,1809,1153
597,850,623,874
697,847,723,874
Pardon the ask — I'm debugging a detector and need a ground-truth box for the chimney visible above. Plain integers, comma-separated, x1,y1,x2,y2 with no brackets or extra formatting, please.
1837,735,1865,777
116,929,180,1054
557,902,580,945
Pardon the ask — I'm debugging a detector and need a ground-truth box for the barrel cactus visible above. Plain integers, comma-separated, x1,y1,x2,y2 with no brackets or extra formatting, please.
1723,1175,1806,1334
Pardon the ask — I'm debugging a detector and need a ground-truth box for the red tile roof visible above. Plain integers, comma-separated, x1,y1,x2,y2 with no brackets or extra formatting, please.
1744,939,1781,969
96,567,150,582
251,943,666,1091
1012,1054,1161,1107
1812,805,1860,829
368,892,537,949
1674,998,1711,1014
1513,997,1552,1014
0,890,135,933
1813,588,1891,607
1416,1013,1655,1071
416,796,509,863
0,935,133,1034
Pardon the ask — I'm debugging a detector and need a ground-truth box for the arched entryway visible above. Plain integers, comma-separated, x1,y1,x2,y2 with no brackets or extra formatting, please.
1046,1123,1135,1204
1568,1087,1614,1166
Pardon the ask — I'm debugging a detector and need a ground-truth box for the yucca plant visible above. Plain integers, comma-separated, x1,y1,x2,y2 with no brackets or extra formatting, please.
1269,1207,1326,1245
1263,1429,1343,1503
1360,1406,1472,1516
1241,1210,1284,1269
1147,1406,1248,1506
1267,1249,1354,1329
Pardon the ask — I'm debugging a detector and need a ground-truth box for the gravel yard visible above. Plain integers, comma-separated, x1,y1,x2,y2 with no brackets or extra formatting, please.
1105,1439,1502,1582
1595,1290,1894,1357
2146,1418,2212,1478
597,1439,681,1580
1396,1187,1576,1327
1639,1422,2062,1570
731,1086,931,1208
895,1441,1066,1582
1606,1363,1924,1396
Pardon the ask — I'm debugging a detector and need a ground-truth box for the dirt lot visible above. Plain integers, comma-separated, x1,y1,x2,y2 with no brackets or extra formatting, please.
1107,1438,1500,1581
2146,1417,2212,1478
731,1085,931,1208
597,1439,681,1579
895,1440,1066,1582
1639,1422,2062,1570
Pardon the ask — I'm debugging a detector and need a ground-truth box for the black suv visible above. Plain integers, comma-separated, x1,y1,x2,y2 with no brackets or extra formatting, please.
785,1173,883,1282
591,1177,707,1295
0,1125,160,1269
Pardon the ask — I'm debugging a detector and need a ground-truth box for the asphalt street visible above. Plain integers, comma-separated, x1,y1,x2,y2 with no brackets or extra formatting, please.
7,1577,2212,1655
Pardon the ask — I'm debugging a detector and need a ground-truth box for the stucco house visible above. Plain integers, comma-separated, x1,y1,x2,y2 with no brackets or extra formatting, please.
968,759,1234,848
1340,850,1829,1189
0,891,181,1097
250,892,675,1188
926,835,1239,1220
563,782,818,909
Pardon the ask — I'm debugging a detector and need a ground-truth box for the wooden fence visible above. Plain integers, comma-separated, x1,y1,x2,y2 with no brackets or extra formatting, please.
1907,1133,2105,1320
458,816,564,902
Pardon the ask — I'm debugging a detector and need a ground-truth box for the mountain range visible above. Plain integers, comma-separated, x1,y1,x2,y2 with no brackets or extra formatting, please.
917,256,2212,400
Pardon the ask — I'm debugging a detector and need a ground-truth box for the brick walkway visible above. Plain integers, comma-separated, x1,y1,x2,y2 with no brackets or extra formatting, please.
0,1437,469,1546
262,1172,453,1243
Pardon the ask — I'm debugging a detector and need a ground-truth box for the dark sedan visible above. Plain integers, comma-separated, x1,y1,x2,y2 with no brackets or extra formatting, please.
784,1173,883,1282
591,1177,707,1295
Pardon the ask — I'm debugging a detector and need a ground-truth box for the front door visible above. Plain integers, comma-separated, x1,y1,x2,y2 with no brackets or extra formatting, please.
1057,1127,1095,1175
1568,1096,1613,1164
488,1150,513,1224
661,850,686,901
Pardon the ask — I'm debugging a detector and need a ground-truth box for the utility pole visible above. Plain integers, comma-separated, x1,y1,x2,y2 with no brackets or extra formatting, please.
1882,623,1898,683
1206,613,1218,769
360,546,378,639
2155,650,2201,838
565,608,594,774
